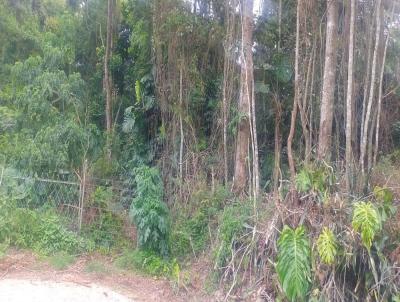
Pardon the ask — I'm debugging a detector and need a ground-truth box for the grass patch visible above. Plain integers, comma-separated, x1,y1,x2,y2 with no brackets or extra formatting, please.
114,249,179,277
48,252,75,270
0,243,8,260
85,260,108,273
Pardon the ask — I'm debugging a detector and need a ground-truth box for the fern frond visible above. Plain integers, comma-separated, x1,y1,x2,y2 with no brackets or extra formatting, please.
317,227,337,265
352,202,380,250
277,225,311,302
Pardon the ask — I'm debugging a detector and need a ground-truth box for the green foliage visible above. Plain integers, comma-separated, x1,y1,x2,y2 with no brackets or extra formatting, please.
0,243,8,259
295,165,334,202
277,226,311,302
1,50,100,174
317,227,337,265
129,165,170,256
373,186,396,223
114,249,179,278
352,202,381,250
0,198,88,255
83,186,130,252
214,200,252,267
170,185,229,258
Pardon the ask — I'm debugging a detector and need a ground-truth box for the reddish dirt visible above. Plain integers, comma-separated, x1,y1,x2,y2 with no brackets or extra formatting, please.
0,250,212,302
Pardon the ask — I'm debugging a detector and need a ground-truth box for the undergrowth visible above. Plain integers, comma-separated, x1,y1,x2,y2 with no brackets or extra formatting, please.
114,249,180,279
170,185,230,258
0,198,90,255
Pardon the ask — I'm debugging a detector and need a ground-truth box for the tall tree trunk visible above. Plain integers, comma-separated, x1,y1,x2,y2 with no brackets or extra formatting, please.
287,0,301,185
374,3,395,167
318,0,338,161
104,0,113,162
298,45,314,164
273,94,282,196
233,0,255,196
179,64,184,180
345,0,355,192
360,9,374,157
222,0,236,185
360,0,382,176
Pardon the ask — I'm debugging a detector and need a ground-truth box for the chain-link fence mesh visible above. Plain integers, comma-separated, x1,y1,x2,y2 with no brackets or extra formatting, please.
0,167,135,246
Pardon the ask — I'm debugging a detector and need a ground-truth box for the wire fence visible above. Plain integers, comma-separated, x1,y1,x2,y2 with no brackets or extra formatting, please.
0,167,135,242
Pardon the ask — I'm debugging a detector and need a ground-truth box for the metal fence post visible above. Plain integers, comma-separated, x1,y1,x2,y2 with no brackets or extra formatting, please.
78,159,87,232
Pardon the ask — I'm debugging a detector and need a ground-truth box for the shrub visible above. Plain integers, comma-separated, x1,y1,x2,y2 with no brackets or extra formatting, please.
295,165,334,202
214,200,252,267
83,186,129,252
170,185,230,258
0,198,88,255
129,165,170,256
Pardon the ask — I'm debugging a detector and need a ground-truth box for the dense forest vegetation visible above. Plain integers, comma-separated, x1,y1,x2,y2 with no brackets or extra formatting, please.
1,0,400,301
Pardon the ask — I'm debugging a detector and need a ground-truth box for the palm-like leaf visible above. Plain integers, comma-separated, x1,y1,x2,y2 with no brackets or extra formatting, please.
352,202,380,250
317,227,337,265
277,226,311,302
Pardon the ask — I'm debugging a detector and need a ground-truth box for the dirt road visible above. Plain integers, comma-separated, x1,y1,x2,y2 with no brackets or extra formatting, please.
0,279,133,302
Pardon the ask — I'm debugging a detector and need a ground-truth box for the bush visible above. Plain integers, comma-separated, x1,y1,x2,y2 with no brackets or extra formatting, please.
170,185,230,258
214,200,252,267
0,198,89,255
295,164,334,202
83,186,130,252
129,165,170,256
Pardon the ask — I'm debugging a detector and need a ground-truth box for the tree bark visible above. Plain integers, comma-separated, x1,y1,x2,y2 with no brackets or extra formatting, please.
345,0,355,192
374,3,395,167
233,0,255,196
287,0,301,184
273,94,282,196
360,0,382,176
222,0,236,185
104,0,113,162
318,0,338,161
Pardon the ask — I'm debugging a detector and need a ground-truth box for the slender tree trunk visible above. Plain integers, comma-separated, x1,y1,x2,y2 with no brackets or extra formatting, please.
360,11,374,155
318,0,338,161
287,0,301,184
298,45,314,164
179,64,184,180
273,95,282,196
104,0,113,161
222,0,236,185
374,4,395,167
233,0,255,196
360,0,382,176
345,0,355,192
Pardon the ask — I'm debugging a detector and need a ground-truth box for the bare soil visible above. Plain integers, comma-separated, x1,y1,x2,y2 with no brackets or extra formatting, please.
0,250,212,302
